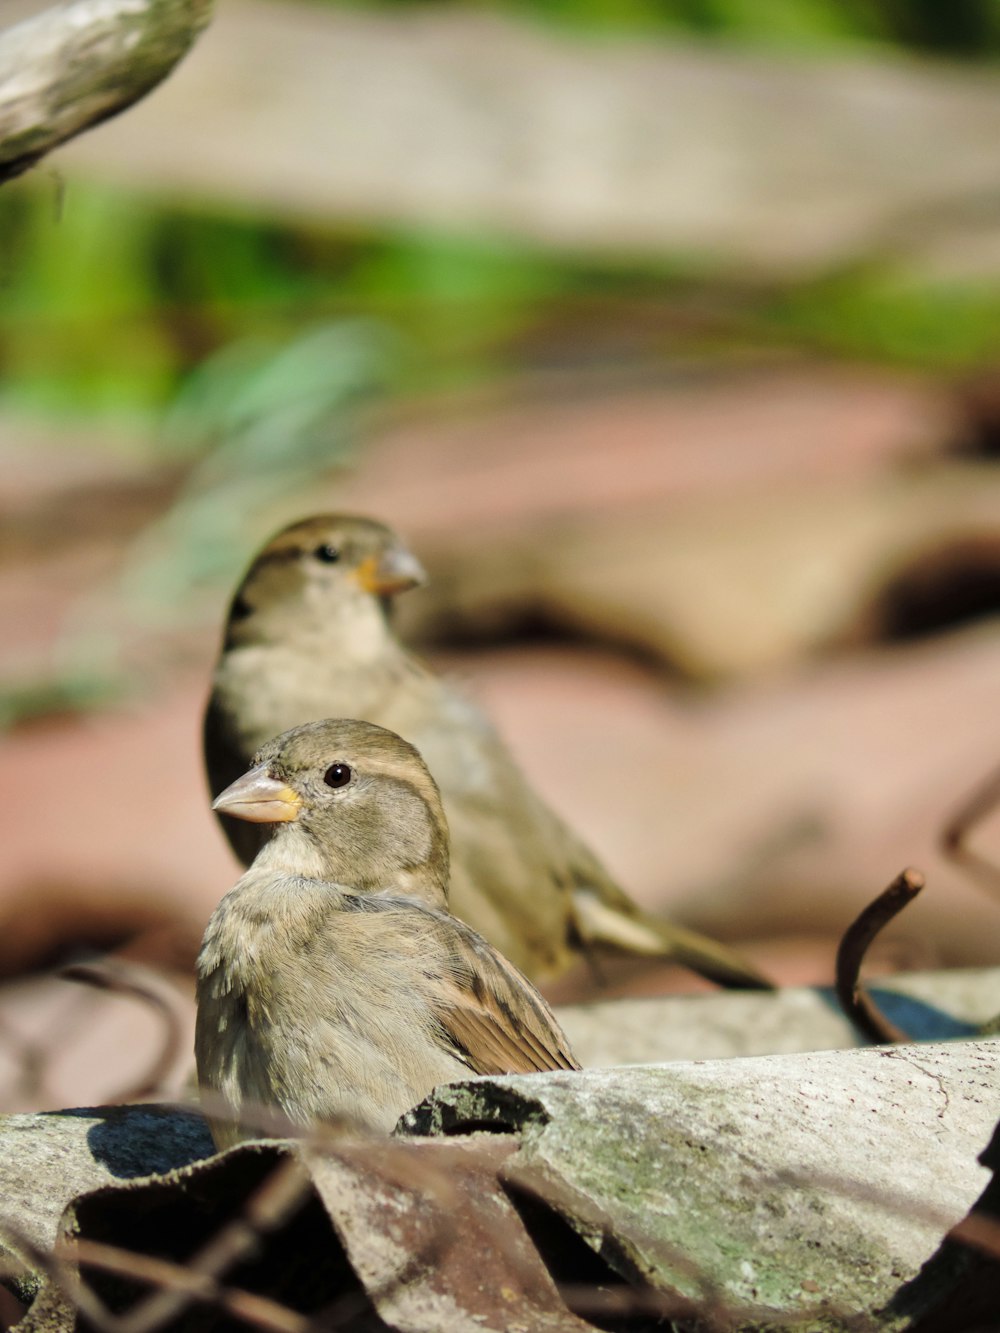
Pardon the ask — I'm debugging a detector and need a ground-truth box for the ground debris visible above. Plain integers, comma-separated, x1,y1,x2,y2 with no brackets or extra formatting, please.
3,1038,1000,1330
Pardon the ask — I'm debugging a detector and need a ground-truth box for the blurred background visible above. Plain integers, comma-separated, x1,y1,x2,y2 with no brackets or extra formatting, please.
4,0,1000,1110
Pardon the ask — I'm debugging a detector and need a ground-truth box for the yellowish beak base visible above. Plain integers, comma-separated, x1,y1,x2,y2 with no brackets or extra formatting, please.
354,548,426,597
213,765,302,823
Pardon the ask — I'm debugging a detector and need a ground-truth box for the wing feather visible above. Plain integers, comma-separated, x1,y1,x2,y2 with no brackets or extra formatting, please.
427,914,579,1076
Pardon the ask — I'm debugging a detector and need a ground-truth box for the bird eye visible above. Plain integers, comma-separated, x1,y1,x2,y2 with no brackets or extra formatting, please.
323,763,352,789
313,543,341,564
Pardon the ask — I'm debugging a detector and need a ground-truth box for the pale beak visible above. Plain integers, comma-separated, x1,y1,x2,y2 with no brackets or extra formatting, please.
355,546,426,597
213,764,302,823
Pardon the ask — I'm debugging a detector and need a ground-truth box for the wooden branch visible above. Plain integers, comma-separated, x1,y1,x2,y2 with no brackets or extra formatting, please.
0,0,214,183
835,866,924,1045
941,761,1000,898
59,958,186,1102
73,1239,309,1333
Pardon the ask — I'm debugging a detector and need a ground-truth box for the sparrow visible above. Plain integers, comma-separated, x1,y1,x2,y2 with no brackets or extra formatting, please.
204,514,771,990
195,718,579,1146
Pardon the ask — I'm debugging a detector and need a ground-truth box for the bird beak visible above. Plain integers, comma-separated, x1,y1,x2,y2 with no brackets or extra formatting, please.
355,546,426,596
212,765,302,823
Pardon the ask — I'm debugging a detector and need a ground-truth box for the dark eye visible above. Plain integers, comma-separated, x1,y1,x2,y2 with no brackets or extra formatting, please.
313,543,341,564
323,763,352,789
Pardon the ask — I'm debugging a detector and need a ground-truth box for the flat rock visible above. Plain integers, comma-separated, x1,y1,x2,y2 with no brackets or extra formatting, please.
14,1132,596,1332
403,459,1000,679
0,1103,213,1302
2,1039,999,1328
403,1040,1000,1326
559,967,990,1067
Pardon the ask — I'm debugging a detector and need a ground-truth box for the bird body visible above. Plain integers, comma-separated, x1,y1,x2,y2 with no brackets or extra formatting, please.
196,719,578,1147
205,515,770,989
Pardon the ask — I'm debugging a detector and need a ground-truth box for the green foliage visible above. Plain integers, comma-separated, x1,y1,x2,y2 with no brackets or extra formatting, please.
0,670,129,732
300,0,1000,56
4,170,1000,439
0,178,318,425
0,319,395,728
509,0,885,47
3,1,1000,434
115,319,397,619
764,267,1000,366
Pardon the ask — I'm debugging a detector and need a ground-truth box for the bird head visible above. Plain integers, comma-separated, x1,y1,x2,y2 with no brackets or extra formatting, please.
223,515,426,648
212,718,450,905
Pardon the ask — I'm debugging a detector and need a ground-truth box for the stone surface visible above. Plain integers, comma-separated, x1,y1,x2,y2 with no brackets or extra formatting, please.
0,1103,213,1303
15,1133,598,1332
559,968,988,1068
3,1038,999,1327
404,1041,1000,1326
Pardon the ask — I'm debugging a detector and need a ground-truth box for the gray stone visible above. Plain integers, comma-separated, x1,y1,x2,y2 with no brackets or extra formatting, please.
403,1040,1000,1326
16,1134,596,1332
558,967,991,1067
0,1104,213,1301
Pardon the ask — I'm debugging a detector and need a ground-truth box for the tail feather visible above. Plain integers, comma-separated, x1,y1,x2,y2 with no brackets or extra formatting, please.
571,889,773,991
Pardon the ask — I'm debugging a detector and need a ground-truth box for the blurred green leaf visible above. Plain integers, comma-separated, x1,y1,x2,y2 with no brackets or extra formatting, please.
117,319,398,614
765,267,1000,366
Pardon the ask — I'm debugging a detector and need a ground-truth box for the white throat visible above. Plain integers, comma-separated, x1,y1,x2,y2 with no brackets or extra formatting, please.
250,824,329,879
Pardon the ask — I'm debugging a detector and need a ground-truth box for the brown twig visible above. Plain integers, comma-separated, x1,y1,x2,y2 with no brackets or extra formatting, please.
948,1209,1000,1262
0,1217,123,1333
941,763,1000,899
113,1154,314,1333
74,1238,309,1333
835,867,924,1045
58,958,186,1101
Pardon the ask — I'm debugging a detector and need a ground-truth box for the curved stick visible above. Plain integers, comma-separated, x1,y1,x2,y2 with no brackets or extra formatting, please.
59,958,185,1101
835,868,924,1045
941,762,1000,898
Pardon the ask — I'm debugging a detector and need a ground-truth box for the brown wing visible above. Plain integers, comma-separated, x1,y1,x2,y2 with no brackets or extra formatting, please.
427,913,580,1076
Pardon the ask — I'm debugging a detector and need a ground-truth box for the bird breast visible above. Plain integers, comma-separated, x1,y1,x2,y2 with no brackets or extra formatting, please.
195,875,469,1137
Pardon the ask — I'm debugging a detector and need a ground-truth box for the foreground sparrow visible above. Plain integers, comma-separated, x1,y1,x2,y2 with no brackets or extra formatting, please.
204,515,770,990
196,719,578,1146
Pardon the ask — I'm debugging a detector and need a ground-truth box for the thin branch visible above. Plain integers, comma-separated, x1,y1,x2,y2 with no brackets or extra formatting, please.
114,1154,314,1333
0,1217,124,1333
948,1210,1000,1262
941,762,1000,899
74,1238,309,1333
835,867,924,1045
59,958,186,1101
0,0,214,183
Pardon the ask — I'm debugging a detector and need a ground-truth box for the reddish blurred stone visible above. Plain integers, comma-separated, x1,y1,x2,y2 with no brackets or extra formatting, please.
441,626,1000,971
337,366,949,541
2,366,999,1116
0,675,234,930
